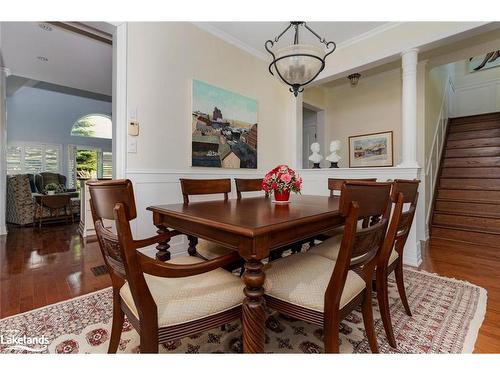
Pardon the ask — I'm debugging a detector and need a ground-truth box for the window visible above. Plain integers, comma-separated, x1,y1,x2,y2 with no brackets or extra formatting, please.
71,114,112,139
101,152,113,179
6,143,61,175
67,145,112,188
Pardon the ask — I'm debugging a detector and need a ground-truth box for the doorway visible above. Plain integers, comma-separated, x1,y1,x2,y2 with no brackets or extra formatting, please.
302,103,326,169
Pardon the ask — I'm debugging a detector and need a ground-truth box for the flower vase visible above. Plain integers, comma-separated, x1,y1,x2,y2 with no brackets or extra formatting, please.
274,190,290,202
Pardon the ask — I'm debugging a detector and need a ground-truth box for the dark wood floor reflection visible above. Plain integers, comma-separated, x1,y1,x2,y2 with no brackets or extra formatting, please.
0,223,110,319
1,224,500,352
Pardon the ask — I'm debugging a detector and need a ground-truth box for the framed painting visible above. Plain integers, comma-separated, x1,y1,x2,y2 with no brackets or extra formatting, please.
467,51,500,73
348,131,393,168
191,79,258,169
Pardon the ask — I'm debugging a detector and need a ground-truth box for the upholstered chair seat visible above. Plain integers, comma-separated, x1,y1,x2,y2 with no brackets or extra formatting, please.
310,234,399,265
195,240,235,260
119,255,243,328
264,253,365,312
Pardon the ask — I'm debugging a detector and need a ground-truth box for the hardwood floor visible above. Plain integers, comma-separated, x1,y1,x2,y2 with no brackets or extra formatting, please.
1,224,499,352
420,237,500,353
0,223,110,319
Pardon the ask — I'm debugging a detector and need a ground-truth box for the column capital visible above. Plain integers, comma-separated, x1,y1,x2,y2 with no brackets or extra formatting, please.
400,48,419,57
0,66,10,76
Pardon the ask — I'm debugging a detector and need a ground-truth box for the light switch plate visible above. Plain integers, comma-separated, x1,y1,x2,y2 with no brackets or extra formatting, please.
127,137,137,153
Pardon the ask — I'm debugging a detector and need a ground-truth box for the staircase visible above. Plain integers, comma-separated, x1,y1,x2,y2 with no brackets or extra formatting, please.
431,111,500,247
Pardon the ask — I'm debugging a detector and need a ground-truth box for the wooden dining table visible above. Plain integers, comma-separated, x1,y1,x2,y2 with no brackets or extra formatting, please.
147,194,343,353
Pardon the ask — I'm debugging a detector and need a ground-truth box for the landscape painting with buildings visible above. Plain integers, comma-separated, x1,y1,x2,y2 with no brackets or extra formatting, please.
192,79,258,169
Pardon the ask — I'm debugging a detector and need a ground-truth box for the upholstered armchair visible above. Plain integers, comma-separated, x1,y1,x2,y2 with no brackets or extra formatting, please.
35,172,75,194
6,173,80,226
6,174,36,225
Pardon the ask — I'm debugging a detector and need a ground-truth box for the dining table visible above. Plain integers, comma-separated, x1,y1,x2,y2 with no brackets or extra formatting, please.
147,194,343,353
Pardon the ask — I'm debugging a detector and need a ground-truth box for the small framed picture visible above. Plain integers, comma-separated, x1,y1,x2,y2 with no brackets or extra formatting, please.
348,131,393,168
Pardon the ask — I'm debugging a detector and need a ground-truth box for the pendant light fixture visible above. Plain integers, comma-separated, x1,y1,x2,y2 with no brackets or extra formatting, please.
265,22,336,97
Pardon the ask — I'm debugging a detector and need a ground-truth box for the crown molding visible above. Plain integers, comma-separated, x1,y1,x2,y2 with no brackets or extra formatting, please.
193,22,268,61
335,22,402,50
194,22,403,66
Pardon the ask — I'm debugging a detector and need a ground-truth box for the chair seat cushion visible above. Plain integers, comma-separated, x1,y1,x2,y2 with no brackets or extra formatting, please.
196,239,234,260
389,249,399,265
120,256,244,327
264,253,365,313
308,234,343,260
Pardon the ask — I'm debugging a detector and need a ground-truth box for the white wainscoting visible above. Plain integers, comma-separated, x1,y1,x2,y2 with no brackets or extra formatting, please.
126,167,423,266
452,78,500,117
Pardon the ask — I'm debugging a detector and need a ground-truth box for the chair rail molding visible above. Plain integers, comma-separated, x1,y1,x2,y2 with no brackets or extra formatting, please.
126,166,423,267
425,75,454,232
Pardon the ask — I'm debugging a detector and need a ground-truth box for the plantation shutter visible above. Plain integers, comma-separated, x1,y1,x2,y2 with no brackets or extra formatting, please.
67,145,77,189
6,145,22,174
24,145,43,174
102,152,113,179
45,146,60,173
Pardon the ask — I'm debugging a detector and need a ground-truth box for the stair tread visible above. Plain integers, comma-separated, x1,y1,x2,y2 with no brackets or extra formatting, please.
433,209,500,219
431,226,500,248
432,223,500,236
436,197,500,205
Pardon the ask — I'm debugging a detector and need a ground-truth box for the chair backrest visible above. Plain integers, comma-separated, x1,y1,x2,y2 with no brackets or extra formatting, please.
325,181,392,316
234,178,268,199
391,179,420,251
328,178,377,197
376,179,420,273
88,179,156,323
88,179,137,280
180,178,231,204
337,181,392,265
35,172,67,193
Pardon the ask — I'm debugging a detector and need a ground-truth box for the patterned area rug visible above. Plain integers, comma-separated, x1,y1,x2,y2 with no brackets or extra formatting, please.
0,269,486,354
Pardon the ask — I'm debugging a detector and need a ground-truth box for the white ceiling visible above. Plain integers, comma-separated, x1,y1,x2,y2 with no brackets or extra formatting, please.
197,22,389,59
0,22,112,96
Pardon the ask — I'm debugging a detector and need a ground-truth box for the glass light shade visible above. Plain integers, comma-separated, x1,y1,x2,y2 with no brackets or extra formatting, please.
272,44,324,86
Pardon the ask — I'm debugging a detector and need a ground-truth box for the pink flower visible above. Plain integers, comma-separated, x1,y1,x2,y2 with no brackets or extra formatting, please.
280,173,292,184
271,182,278,190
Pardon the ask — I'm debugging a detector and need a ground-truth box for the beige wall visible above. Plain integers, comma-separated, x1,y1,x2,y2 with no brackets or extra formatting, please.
425,63,453,158
126,22,294,172
452,59,500,87
304,68,402,168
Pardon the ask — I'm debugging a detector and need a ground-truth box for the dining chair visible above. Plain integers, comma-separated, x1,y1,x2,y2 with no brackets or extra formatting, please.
179,178,236,261
88,179,244,353
375,179,420,348
264,181,392,353
309,178,379,243
234,178,268,199
328,178,378,197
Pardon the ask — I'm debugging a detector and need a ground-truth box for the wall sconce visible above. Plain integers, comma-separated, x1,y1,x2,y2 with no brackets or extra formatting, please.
348,73,361,87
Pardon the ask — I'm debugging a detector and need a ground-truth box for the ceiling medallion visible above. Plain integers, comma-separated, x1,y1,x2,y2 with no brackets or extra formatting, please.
265,22,336,97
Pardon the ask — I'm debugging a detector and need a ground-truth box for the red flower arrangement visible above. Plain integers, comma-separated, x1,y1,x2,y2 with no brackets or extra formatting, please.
262,164,302,202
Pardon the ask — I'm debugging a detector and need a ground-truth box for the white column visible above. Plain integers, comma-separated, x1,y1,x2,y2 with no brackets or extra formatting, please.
0,66,10,236
398,48,420,168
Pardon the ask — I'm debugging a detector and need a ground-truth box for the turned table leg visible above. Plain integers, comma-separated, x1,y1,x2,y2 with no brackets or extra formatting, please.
187,235,198,256
242,259,266,353
155,224,171,261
